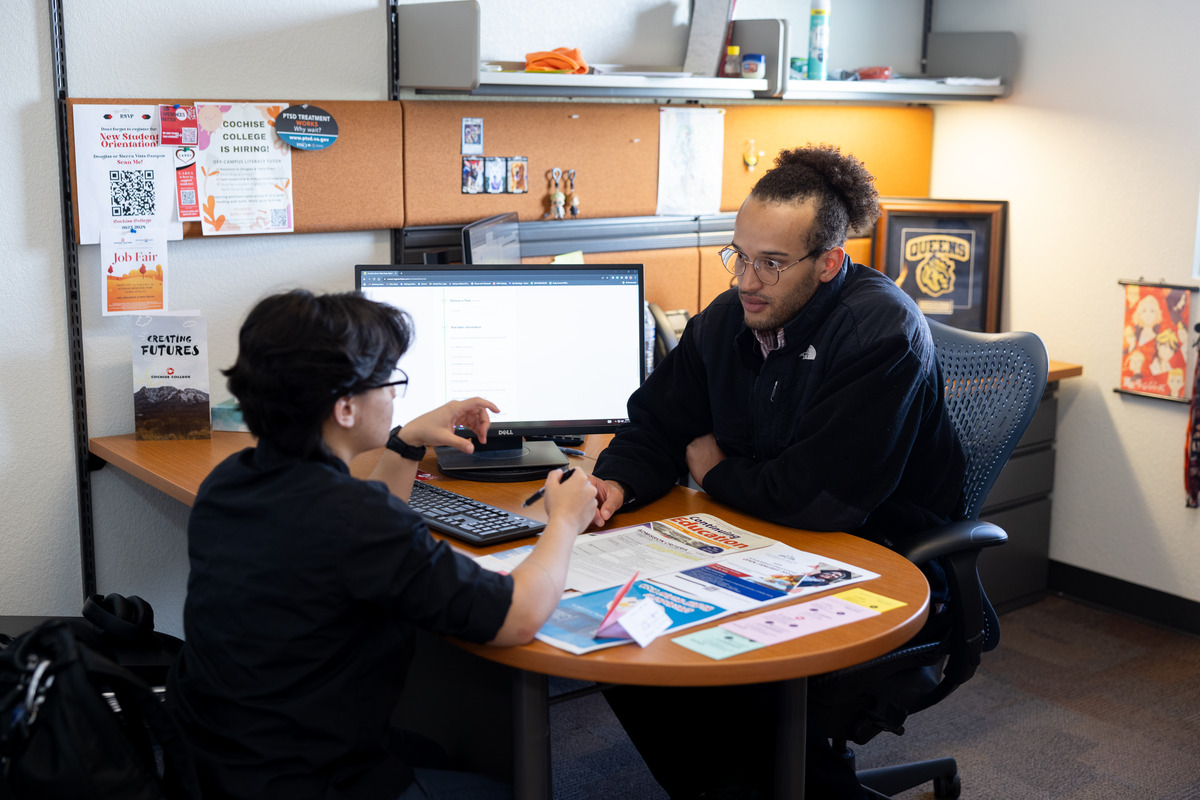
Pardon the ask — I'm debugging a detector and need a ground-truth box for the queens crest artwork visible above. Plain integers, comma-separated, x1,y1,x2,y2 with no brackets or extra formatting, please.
870,199,1007,332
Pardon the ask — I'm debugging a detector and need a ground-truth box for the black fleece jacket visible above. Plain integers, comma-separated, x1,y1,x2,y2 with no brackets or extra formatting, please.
594,256,965,547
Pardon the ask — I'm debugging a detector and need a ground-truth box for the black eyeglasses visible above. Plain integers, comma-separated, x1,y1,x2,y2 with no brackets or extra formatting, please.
718,245,825,285
338,366,408,397
363,366,409,395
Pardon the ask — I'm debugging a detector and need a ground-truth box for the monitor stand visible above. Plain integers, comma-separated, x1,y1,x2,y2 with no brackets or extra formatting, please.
434,436,569,483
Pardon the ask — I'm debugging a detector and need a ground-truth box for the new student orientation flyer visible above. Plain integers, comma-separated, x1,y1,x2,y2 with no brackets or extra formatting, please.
72,104,183,244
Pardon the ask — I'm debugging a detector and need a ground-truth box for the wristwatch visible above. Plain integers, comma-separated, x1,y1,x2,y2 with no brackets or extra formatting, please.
386,425,427,462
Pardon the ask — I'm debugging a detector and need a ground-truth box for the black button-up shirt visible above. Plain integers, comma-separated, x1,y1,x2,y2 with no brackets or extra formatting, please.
167,441,513,800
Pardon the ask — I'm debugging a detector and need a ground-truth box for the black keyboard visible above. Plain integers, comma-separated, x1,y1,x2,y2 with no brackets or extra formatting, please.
407,480,546,546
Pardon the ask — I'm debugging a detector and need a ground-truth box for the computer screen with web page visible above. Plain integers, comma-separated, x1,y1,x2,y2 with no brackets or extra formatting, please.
356,262,644,480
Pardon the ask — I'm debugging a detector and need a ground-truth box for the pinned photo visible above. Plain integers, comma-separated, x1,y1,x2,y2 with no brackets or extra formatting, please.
461,117,483,155
484,157,507,193
507,156,528,193
461,157,484,194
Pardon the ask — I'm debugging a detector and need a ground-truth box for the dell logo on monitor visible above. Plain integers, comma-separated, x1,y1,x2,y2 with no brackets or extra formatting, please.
496,429,515,436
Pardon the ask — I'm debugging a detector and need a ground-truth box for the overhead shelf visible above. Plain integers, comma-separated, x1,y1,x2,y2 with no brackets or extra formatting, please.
421,73,1004,104
465,70,768,100
780,79,1006,104
394,1,1014,105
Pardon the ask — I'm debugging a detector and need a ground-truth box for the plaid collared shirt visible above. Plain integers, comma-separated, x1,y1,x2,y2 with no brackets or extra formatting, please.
753,327,786,359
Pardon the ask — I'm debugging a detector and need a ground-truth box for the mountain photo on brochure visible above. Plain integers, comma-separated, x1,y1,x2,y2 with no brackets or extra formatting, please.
131,313,210,440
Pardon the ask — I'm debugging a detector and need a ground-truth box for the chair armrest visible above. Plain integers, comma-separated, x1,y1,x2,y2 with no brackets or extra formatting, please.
898,518,1007,705
894,519,1008,565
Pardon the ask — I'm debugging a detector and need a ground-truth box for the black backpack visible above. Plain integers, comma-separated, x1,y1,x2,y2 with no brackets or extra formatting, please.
0,618,200,800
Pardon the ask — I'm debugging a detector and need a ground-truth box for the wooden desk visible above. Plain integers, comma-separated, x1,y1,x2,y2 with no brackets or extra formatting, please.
89,432,929,799
1048,360,1082,383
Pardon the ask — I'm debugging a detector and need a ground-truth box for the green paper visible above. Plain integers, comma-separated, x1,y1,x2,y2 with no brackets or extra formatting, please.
672,627,765,660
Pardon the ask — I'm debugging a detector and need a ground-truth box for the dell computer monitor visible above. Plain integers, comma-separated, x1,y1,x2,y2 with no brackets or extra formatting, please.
356,263,645,481
461,212,521,264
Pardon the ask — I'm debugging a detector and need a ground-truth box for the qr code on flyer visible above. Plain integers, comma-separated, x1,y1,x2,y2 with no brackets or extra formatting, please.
109,169,156,217
270,208,288,229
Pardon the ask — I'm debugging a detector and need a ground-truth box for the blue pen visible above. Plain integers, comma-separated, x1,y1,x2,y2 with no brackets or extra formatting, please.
558,446,586,457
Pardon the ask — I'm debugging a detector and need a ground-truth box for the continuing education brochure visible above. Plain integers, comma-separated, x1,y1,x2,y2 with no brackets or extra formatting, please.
475,513,778,595
474,514,878,655
649,542,878,613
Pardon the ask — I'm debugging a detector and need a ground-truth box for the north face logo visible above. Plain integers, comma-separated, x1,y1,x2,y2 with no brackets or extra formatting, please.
800,345,817,360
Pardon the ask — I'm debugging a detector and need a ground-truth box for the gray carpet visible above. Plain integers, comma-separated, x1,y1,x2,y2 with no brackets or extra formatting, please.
550,595,1200,799
549,683,668,800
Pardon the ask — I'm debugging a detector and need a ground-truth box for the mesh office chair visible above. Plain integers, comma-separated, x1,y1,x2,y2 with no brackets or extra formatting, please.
811,319,1049,799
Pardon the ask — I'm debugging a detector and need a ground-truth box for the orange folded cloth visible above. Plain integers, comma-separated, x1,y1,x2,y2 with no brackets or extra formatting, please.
525,47,589,74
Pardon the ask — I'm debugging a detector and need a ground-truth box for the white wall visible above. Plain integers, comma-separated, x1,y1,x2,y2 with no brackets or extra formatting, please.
928,0,1200,602
15,0,1189,634
1,2,82,616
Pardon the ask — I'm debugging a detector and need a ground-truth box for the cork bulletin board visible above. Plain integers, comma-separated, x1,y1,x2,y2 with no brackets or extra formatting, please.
401,100,662,226
66,98,405,241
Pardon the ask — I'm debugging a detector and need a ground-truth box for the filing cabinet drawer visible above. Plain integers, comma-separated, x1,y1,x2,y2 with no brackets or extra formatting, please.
979,498,1052,611
1016,394,1057,448
982,445,1055,512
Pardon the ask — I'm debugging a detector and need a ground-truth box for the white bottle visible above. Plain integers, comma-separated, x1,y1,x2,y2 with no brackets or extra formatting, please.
807,0,830,81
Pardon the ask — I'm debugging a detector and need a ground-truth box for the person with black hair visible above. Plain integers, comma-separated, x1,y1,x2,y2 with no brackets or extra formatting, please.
166,290,596,800
588,145,966,798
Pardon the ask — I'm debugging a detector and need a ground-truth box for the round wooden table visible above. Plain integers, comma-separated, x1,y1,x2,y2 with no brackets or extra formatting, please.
87,431,930,799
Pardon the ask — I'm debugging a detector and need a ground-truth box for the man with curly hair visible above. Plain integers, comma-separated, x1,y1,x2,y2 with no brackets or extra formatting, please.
590,145,966,799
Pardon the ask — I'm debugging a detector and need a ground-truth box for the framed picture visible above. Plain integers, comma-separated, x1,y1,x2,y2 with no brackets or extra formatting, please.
871,198,1007,332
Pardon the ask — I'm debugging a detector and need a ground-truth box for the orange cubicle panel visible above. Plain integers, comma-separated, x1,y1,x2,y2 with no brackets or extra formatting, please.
720,105,933,207
699,244,735,311
844,236,873,266
523,248,702,316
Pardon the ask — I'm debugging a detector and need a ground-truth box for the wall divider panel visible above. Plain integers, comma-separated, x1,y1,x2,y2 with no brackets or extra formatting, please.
524,247,702,315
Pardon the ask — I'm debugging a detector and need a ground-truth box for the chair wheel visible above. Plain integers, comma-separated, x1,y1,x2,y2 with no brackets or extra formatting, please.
934,772,961,799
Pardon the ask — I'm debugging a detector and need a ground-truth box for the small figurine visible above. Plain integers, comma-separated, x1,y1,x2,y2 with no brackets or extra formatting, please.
550,167,566,220
568,169,579,219
743,139,764,172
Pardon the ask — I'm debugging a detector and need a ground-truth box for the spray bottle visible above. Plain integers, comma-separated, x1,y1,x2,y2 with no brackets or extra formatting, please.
807,0,830,81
